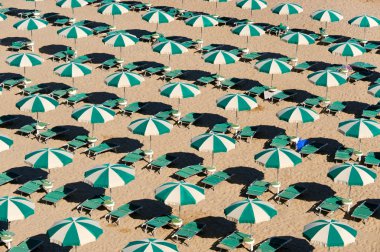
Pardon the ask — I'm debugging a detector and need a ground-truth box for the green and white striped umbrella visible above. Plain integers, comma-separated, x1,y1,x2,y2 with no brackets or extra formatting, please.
159,82,200,111
128,117,173,150
16,94,59,122
254,147,302,182
25,148,73,169
54,62,92,86
98,3,129,27
185,15,218,39
255,58,292,87
142,10,174,31
122,238,178,252
303,219,357,249
155,181,205,216
280,32,315,58
231,23,264,48
328,162,377,199
13,18,47,40
308,70,347,98
47,217,103,248
368,83,380,98
271,3,303,26
203,50,239,75
311,9,343,31
0,13,7,21
328,42,365,57
236,0,267,16
0,196,35,224
191,132,236,167
152,40,188,66
57,25,93,51
56,0,88,18
216,93,258,124
0,134,13,153
338,118,380,150
348,15,380,40
102,32,138,58
6,53,43,77
276,106,319,136
105,71,144,99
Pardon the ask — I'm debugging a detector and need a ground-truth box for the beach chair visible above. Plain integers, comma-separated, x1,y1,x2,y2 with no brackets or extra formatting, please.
105,203,142,225
174,164,206,180
102,98,125,109
120,102,147,116
86,142,119,159
217,78,244,90
270,91,297,103
9,40,31,51
240,52,262,62
266,23,288,36
160,69,185,81
246,180,270,198
351,201,380,223
196,75,217,86
16,179,45,197
236,126,259,142
148,154,178,173
274,185,307,206
0,115,18,126
364,42,380,52
270,135,291,148
0,171,21,186
93,25,112,35
293,61,318,72
364,152,380,167
228,48,244,56
64,93,89,106
1,78,26,90
122,62,148,72
171,221,206,246
99,58,118,70
200,171,232,190
334,147,354,163
77,194,112,216
37,126,69,143
301,96,325,108
41,186,77,207
255,237,292,252
361,105,380,119
315,195,344,216
50,49,75,62
121,149,145,166
21,85,44,96
349,71,373,83
155,109,176,120
246,85,270,97
217,231,253,251
53,17,70,26
181,40,197,49
143,66,166,76
71,55,92,64
209,122,232,134
8,237,44,252
139,32,164,42
319,36,342,45
324,101,346,115
350,61,377,71
140,214,180,236
130,3,150,11
65,135,89,152
177,113,203,128
298,142,327,157
49,87,77,99
17,122,48,137
196,44,222,54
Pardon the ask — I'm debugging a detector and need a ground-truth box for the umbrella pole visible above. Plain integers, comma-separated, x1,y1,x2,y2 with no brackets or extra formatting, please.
359,139,361,152
218,65,221,75
72,8,74,19
276,169,279,184
120,47,122,59
113,15,115,27
156,23,158,32
235,110,238,125
92,124,95,138
178,98,181,112
325,87,328,99
211,152,214,168
286,15,289,27
295,45,298,58
149,135,152,151
72,78,75,87
296,123,298,137
364,28,366,41
348,186,352,199
179,205,181,217
24,67,26,78
270,74,274,87
30,30,33,42
123,87,126,99
7,222,9,230
36,112,39,123
168,54,171,67
110,188,112,198
246,36,249,49
200,27,203,40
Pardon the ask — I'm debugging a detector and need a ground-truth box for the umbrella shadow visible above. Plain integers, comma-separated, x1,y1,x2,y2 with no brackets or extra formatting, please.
224,166,264,186
343,101,369,117
257,52,290,61
193,216,236,239
140,101,172,116
180,70,213,82
2,114,35,130
104,137,143,153
232,79,262,92
129,198,172,220
39,44,72,55
126,29,153,38
85,21,110,29
7,166,47,183
85,52,115,64
269,236,314,251
37,82,71,93
295,182,335,203
166,152,203,169
55,125,89,142
195,113,228,129
346,198,380,222
0,72,24,81
5,8,33,17
1,37,31,47
64,181,104,204
255,125,285,140
284,89,314,104
18,233,69,252
86,91,119,104
306,137,341,156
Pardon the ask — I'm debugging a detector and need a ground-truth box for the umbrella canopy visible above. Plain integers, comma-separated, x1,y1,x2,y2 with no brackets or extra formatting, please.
328,42,365,67
6,53,44,68
185,15,218,39
122,238,178,252
303,219,357,248
203,50,239,75
16,94,59,119
152,40,188,66
25,148,73,169
311,9,343,23
142,10,174,31
98,2,129,27
348,14,380,27
56,0,88,19
105,71,144,99
308,70,347,98
216,93,258,123
13,18,47,40
0,13,7,21
160,82,200,111
102,32,138,59
271,3,303,26
255,58,292,87
368,83,380,98
236,0,267,14
0,134,13,152
47,217,103,247
254,147,302,169
231,23,264,48
57,25,93,51
280,32,315,58
53,62,92,86
0,196,35,223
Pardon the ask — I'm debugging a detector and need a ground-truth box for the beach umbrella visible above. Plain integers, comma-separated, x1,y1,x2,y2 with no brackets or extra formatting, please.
57,25,93,51
280,32,315,58
185,15,218,40
303,219,357,249
203,50,239,75
98,2,129,27
102,32,138,59
254,147,302,183
13,18,47,41
71,104,115,138
348,15,380,41
84,163,135,197
0,134,13,153
47,217,103,250
159,82,200,111
338,118,380,151
155,181,205,216
368,83,380,98
231,23,264,49
328,42,365,71
105,71,144,99
276,106,320,137
6,52,44,78
328,163,377,199
204,0,230,13
236,0,267,16
53,62,92,86
191,132,236,168
271,3,303,27
216,93,258,124
307,70,347,98
310,9,343,31
56,0,88,19
128,117,173,151
142,10,174,31
122,238,178,252
0,13,7,21
16,94,59,123
152,40,188,67
25,148,73,169
255,58,292,87
0,196,35,229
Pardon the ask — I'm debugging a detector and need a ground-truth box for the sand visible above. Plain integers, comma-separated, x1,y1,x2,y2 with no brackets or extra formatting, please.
0,0,379,251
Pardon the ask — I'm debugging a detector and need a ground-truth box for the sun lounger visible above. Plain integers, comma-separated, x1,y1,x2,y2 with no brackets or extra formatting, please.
155,109,176,120
49,87,77,99
217,231,253,251
324,101,346,115
148,154,178,173
274,185,307,206
334,147,354,163
9,40,31,51
196,44,222,54
364,152,380,167
143,66,166,76
298,142,327,157
65,135,89,152
236,126,259,142
255,237,292,252
102,98,125,109
270,135,291,148
21,85,44,96
122,62,148,72
16,179,45,196
140,214,180,235
99,58,118,70
266,23,288,36
350,61,377,71
351,201,380,223
8,237,44,252
64,93,89,106
174,164,205,180
301,96,325,108
105,203,142,225
216,78,244,90
120,102,147,116
50,48,75,62
86,142,119,159
364,42,380,52
246,85,270,97
209,122,232,134
1,78,26,90
177,113,203,128
319,35,342,45
293,61,317,72
171,221,206,246
17,122,48,137
0,115,18,126
37,126,69,143
240,52,262,62
53,17,70,26
270,91,297,103
349,71,373,83
246,180,270,198
130,3,150,11
140,32,164,42
160,69,185,81
196,75,218,86
71,55,92,64
0,171,21,186
77,194,111,215
181,40,197,49
361,105,380,119
315,195,344,216
121,149,145,166
200,171,232,190
93,25,112,35
41,186,76,207
228,48,244,56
